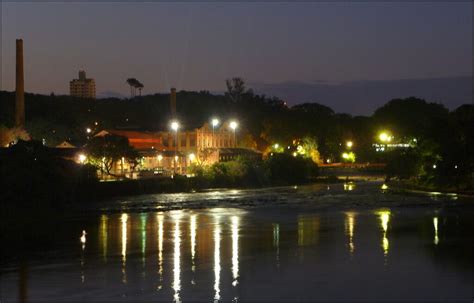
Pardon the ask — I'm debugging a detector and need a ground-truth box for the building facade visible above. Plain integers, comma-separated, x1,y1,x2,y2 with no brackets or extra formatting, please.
70,70,96,99
93,121,259,177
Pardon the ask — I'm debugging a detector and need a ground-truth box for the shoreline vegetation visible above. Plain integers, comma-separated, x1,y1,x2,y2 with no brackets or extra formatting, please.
1,88,473,213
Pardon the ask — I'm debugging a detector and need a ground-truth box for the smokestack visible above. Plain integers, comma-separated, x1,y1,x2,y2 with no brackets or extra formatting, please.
170,87,177,117
15,39,25,127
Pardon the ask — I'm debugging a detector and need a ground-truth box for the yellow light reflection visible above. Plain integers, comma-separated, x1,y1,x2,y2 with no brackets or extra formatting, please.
214,219,221,302
377,210,390,256
173,216,181,302
345,212,355,255
433,217,439,245
343,182,355,191
381,184,389,191
121,213,128,284
190,214,197,273
141,214,147,269
99,215,108,261
231,216,239,287
157,214,164,290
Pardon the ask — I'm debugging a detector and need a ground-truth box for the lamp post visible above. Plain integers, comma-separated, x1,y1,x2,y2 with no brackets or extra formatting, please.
212,118,219,147
170,120,179,175
229,120,238,147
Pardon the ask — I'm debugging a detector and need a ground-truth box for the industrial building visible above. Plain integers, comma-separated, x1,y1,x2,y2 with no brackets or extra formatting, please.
70,70,96,99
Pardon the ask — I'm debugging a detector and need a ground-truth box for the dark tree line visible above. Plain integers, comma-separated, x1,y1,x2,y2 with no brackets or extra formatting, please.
1,79,473,188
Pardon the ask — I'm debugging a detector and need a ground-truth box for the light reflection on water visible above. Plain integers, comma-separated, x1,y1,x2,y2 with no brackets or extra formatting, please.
345,212,356,255
1,199,473,301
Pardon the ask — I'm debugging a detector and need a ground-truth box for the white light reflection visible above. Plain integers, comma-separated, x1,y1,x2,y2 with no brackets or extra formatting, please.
273,223,280,269
231,216,239,287
173,214,182,302
80,230,86,284
121,213,128,284
345,212,355,255
433,217,439,245
214,218,221,302
157,214,164,290
190,214,197,273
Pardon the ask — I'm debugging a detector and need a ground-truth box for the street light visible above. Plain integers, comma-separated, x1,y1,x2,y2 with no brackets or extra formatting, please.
346,141,353,148
78,154,86,164
211,118,219,147
86,128,92,134
229,120,238,147
170,120,180,174
379,132,392,142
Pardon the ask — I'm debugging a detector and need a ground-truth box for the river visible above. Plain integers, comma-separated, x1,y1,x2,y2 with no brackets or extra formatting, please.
1,181,473,302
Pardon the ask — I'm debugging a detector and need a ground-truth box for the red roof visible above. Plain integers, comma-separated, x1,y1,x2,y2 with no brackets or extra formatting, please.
99,130,163,150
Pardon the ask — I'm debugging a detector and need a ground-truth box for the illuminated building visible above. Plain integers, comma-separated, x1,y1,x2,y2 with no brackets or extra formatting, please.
94,121,261,176
70,70,96,99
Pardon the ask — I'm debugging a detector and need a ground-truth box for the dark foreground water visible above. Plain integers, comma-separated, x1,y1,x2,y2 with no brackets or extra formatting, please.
1,182,473,302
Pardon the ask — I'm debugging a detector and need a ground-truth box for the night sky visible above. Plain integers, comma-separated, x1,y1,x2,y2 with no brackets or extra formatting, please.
1,2,472,114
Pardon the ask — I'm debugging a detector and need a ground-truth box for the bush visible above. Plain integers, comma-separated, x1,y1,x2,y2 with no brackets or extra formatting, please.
265,153,318,185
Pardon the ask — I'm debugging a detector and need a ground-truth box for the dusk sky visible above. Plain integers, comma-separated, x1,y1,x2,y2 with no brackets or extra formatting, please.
1,2,472,114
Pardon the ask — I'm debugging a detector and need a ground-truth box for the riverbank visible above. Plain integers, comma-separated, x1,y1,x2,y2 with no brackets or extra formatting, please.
388,180,474,197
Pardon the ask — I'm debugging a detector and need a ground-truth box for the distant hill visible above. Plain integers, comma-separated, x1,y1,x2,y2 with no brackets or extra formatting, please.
251,76,473,115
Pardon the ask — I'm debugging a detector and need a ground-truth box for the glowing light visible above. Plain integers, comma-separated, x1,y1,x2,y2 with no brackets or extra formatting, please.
377,210,391,256
170,120,180,131
433,164,437,169
189,153,196,162
86,128,92,134
141,214,147,267
190,215,197,272
379,132,392,142
346,141,353,148
274,143,279,149
342,151,356,163
174,155,179,161
121,213,128,284
229,121,238,130
94,121,98,126
231,216,239,287
157,154,163,161
326,158,331,163
212,118,220,127
381,184,389,190
292,152,297,157
345,212,355,255
157,214,164,287
100,215,108,261
433,217,439,245
80,230,87,249
78,154,86,164
173,216,181,302
344,182,355,191
214,219,221,301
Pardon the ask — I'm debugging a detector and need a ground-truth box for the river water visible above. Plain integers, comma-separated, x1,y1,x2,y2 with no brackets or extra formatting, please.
1,182,473,302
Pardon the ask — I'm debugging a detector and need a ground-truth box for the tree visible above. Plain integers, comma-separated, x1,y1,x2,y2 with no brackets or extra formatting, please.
85,134,139,177
225,77,247,102
0,126,30,147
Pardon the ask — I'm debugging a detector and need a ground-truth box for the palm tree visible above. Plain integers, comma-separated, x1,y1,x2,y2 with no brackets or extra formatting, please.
136,82,144,96
126,78,136,98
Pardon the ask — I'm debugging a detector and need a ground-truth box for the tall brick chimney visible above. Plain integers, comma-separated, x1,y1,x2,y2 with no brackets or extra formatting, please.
170,87,177,117
15,39,25,127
